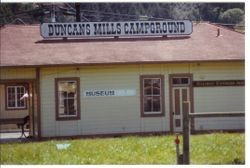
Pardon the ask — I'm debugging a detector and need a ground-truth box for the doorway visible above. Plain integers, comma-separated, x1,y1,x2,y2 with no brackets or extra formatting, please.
169,74,193,132
0,80,39,139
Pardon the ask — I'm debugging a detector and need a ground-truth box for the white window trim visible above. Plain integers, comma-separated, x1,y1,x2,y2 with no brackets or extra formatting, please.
6,85,26,109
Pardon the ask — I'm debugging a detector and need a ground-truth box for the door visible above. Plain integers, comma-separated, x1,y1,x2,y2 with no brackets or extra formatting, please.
169,74,192,133
172,87,190,132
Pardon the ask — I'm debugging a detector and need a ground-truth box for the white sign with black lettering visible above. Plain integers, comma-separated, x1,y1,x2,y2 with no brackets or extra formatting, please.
84,89,136,97
40,20,192,38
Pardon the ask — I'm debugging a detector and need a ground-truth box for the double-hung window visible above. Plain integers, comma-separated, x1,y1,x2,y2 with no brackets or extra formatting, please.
6,85,27,110
140,75,165,117
55,78,80,120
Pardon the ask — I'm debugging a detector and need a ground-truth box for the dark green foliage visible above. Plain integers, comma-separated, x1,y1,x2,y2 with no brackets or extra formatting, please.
219,8,244,24
0,3,244,25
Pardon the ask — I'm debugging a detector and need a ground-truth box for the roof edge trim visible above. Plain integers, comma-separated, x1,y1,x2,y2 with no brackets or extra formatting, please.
0,59,244,69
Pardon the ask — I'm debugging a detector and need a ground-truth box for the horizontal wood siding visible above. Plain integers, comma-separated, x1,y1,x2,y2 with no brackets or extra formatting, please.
192,62,245,131
194,87,244,112
40,65,171,137
192,62,244,80
0,68,36,79
39,62,244,137
194,117,244,130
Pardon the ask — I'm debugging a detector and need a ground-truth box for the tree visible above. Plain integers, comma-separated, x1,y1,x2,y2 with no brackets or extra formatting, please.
0,3,245,25
219,8,244,24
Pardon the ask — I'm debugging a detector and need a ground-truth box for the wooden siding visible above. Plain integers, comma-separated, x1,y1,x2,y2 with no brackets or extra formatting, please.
191,62,244,80
0,68,36,79
39,62,244,137
40,65,171,137
0,62,244,136
192,62,245,131
194,117,244,130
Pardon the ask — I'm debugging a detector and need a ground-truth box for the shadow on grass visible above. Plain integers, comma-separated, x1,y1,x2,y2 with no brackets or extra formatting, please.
231,158,245,164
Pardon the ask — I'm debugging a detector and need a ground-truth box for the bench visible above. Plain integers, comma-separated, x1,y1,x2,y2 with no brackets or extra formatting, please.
0,115,30,138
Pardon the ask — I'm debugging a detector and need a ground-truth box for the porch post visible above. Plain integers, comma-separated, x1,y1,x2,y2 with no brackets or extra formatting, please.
182,102,190,164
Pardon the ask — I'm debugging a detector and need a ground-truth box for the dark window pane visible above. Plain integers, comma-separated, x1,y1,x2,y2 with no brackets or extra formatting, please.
144,79,152,95
17,87,20,93
152,79,160,87
68,99,76,115
17,93,22,100
172,78,180,85
21,101,24,107
8,94,14,101
181,78,189,84
8,101,15,107
17,101,21,107
152,79,160,95
144,79,151,87
17,100,25,107
173,77,189,85
64,99,67,115
144,87,152,95
62,91,67,98
152,96,161,111
152,87,160,95
8,88,15,99
7,87,15,108
68,92,75,98
144,96,152,112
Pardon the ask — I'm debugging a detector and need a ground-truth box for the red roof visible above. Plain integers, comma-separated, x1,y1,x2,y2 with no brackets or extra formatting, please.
0,22,244,67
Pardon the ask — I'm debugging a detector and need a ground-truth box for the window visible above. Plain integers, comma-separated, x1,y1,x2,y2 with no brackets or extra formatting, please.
55,78,80,120
140,75,165,117
172,77,190,86
6,85,27,110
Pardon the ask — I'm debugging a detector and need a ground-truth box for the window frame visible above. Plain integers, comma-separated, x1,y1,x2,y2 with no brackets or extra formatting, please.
171,77,191,87
140,75,165,117
55,77,81,121
5,85,27,110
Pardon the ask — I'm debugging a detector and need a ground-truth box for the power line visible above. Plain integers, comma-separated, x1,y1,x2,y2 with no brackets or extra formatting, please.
7,18,26,25
0,3,167,22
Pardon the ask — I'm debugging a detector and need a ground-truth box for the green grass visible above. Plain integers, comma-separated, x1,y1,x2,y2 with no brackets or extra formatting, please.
0,133,245,164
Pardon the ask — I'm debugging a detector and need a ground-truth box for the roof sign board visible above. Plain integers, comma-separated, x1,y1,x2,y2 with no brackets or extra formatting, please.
40,20,192,39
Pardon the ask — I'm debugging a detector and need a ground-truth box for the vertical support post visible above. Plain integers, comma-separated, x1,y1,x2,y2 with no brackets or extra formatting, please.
182,102,190,164
51,4,56,22
75,3,81,22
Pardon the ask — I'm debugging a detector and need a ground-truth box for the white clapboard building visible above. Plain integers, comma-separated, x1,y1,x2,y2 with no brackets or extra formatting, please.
0,20,244,139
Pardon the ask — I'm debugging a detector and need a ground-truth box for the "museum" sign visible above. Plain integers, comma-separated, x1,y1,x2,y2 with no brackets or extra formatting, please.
40,20,192,38
84,89,136,97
